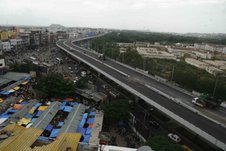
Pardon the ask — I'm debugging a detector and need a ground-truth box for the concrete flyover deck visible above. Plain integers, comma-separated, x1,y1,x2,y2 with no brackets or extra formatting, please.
57,37,226,150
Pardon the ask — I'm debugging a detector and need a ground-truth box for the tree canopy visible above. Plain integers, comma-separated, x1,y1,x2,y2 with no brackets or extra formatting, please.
103,99,129,123
35,72,76,99
10,62,41,74
145,136,185,151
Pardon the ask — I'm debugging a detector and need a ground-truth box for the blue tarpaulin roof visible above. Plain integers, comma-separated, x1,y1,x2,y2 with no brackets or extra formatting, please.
85,128,93,135
24,114,33,118
35,103,42,107
0,114,10,118
50,128,60,138
79,118,86,127
8,109,17,113
21,76,32,81
57,122,64,127
82,135,91,143
31,118,37,123
21,102,29,104
0,91,10,95
82,113,88,119
46,124,53,131
36,110,43,117
59,105,65,110
63,106,72,112
71,102,78,106
77,127,86,134
62,102,67,106
37,136,49,141
89,111,96,116
87,118,95,124
0,111,9,116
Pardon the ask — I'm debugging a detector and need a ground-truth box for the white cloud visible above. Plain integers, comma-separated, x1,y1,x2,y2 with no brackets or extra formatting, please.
0,0,226,33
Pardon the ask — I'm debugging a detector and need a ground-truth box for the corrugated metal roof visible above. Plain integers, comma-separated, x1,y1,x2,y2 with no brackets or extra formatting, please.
0,124,43,151
33,133,81,151
9,100,37,123
0,124,25,149
89,111,104,144
60,104,85,133
32,101,61,130
0,124,81,151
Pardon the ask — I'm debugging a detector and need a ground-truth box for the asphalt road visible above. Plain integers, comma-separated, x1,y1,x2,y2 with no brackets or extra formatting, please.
70,40,226,118
57,39,226,146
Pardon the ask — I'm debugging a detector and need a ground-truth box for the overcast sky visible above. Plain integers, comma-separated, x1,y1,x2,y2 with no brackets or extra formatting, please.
0,0,226,33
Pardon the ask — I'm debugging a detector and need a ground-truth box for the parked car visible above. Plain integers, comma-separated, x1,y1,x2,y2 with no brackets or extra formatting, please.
168,133,181,143
149,120,159,129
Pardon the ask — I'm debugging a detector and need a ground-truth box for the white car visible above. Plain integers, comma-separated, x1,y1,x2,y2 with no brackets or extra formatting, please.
192,97,205,108
168,133,181,143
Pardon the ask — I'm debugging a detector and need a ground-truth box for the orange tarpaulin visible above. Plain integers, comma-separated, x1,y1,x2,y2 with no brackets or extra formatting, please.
64,98,73,101
88,124,94,128
13,104,23,110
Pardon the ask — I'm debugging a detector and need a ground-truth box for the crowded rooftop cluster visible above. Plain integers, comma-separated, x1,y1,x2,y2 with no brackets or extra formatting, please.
0,77,104,150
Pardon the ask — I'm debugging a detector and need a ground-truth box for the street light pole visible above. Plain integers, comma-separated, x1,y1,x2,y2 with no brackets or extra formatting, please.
213,76,219,98
143,58,146,71
170,65,175,82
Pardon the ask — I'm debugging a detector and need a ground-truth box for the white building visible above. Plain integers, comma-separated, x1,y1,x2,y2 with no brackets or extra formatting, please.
205,66,223,76
194,43,226,54
185,58,208,69
137,47,176,60
167,48,192,58
154,42,160,45
2,42,11,52
203,60,226,70
223,47,226,54
192,51,212,59
9,38,24,50
98,145,153,151
135,42,150,47
117,43,134,47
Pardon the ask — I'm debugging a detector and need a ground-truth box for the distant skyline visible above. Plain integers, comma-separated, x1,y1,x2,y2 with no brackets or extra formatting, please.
0,0,226,33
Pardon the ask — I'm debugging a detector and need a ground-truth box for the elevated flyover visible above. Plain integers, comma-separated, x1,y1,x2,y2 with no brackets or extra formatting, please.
57,37,226,150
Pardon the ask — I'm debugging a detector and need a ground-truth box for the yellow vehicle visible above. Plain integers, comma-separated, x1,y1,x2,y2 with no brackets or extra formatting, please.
182,145,192,151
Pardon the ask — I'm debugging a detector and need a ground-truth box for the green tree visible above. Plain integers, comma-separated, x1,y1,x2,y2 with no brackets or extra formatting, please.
10,62,41,74
103,100,129,123
145,136,185,151
35,72,76,99
76,77,88,89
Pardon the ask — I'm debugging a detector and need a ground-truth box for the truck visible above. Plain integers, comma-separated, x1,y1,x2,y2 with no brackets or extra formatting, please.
192,94,221,109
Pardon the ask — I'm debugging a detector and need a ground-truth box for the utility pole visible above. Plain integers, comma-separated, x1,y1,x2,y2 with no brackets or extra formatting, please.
143,58,146,71
111,48,113,59
122,52,124,62
170,65,175,82
212,75,219,98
